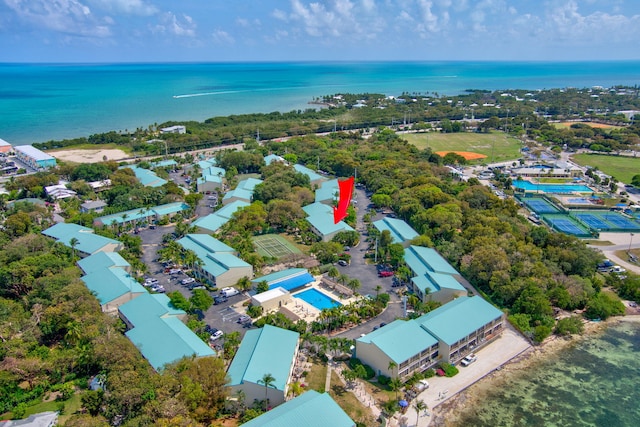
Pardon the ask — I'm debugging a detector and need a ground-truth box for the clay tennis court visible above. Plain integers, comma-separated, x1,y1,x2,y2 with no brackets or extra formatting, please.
435,151,487,160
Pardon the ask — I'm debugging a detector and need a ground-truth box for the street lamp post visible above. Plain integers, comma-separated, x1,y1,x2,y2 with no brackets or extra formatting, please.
629,233,634,253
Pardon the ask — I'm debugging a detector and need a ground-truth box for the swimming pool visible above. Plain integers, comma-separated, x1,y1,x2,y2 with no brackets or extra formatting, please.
294,288,341,310
513,181,593,193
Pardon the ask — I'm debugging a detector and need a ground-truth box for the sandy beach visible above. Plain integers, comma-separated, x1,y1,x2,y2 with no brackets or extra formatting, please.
429,316,639,426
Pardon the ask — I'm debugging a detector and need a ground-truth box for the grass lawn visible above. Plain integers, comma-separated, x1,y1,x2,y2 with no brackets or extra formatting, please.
403,131,522,163
571,153,640,184
328,371,377,426
306,356,328,393
1,393,83,424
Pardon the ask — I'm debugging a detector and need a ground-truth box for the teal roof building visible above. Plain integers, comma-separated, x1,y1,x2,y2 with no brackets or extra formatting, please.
77,251,130,274
264,154,285,165
223,177,263,205
177,234,253,287
293,164,326,186
314,179,339,204
404,245,467,303
302,202,354,242
119,292,186,329
42,223,122,256
125,315,215,371
192,200,249,233
240,390,355,427
373,217,419,247
228,324,300,408
123,165,168,187
94,202,189,227
81,267,146,314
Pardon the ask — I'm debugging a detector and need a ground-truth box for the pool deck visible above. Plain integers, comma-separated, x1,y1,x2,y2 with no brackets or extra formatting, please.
288,278,359,321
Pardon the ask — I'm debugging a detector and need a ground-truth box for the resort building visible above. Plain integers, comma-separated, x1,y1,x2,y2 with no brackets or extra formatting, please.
150,159,177,169
404,245,467,304
160,125,186,134
264,154,286,165
222,177,263,205
0,411,59,427
14,145,57,169
293,164,326,187
93,202,190,228
227,324,300,408
250,287,293,313
355,296,505,379
192,200,249,233
119,293,215,371
176,234,253,288
302,202,354,242
197,164,226,193
314,179,339,204
80,200,107,214
87,179,112,192
81,267,146,314
373,217,419,247
122,165,167,187
42,223,123,256
0,137,12,153
251,268,315,292
77,251,131,275
240,390,355,427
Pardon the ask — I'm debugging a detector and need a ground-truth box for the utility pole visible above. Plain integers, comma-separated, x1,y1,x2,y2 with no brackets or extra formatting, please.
256,128,260,143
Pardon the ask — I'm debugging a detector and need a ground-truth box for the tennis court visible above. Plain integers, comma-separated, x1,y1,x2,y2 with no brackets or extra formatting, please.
253,234,302,259
572,211,640,232
521,197,561,214
542,214,591,237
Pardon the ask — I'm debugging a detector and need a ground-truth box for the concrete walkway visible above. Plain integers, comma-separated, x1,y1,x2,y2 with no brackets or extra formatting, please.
326,358,382,420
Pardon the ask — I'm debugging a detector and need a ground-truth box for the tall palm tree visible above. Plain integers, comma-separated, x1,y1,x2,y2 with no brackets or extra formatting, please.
388,360,397,377
389,377,402,401
257,373,276,411
413,399,427,425
69,237,79,260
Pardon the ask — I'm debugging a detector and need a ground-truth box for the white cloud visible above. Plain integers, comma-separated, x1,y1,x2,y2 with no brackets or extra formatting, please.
212,29,234,45
3,0,111,37
152,11,196,37
88,0,157,16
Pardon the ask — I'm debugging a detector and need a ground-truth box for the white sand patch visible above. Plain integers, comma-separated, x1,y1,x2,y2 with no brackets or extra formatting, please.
49,149,130,163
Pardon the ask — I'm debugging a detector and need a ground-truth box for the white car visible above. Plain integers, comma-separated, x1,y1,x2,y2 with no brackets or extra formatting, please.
461,353,477,366
181,277,196,285
209,329,223,341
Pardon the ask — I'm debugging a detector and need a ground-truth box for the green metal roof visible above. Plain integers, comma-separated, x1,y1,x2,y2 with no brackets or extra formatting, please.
77,252,130,274
178,234,250,279
81,267,146,305
357,320,437,364
240,390,355,427
404,245,460,276
42,223,121,255
119,293,185,328
264,154,285,165
223,178,263,202
227,324,299,391
125,315,215,371
373,217,419,244
124,165,168,187
415,296,504,345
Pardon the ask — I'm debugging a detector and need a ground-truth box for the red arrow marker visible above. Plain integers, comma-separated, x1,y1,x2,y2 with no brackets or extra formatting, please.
333,176,354,224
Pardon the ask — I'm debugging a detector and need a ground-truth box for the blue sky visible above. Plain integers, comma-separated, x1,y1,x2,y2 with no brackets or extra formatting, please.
1,0,639,63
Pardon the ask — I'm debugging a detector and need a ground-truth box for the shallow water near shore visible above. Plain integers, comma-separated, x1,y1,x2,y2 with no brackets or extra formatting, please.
449,321,640,427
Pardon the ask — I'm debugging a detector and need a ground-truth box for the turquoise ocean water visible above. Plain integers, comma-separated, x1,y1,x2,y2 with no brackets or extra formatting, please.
451,321,640,427
1,61,639,145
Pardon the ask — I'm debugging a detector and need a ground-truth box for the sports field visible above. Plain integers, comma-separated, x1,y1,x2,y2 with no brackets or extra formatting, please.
554,122,622,130
253,234,302,259
403,131,522,163
571,153,640,184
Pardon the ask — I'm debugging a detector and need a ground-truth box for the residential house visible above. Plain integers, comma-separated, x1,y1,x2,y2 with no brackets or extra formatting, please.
373,217,419,247
77,251,131,274
80,200,107,214
404,245,467,304
294,164,326,187
44,184,76,200
222,177,263,205
192,200,249,233
0,411,59,427
302,202,354,242
42,223,123,256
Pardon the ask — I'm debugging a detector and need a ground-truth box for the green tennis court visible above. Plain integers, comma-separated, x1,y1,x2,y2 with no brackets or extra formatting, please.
253,234,302,259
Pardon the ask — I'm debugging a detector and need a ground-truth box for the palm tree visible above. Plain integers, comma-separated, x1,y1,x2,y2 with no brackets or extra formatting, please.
413,399,427,425
257,373,276,411
374,284,382,298
388,360,397,377
69,237,79,260
389,377,402,401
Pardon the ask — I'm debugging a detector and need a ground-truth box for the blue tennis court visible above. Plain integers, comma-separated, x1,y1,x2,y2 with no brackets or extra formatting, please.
522,197,560,214
573,211,640,231
599,213,640,230
573,213,610,230
543,215,591,237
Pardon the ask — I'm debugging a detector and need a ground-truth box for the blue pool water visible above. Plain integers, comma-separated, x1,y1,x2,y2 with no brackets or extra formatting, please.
294,288,341,310
513,181,593,193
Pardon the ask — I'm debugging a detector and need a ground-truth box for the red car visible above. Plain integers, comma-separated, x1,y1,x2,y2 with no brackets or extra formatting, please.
379,271,394,277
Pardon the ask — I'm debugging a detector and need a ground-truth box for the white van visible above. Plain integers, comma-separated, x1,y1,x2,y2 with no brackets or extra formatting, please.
220,287,240,297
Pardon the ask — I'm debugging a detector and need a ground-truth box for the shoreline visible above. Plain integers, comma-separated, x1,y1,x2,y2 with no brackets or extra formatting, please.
428,315,640,426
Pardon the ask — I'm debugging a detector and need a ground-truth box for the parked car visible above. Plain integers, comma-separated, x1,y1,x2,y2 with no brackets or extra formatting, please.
150,284,166,293
461,353,477,366
214,295,228,305
237,315,251,324
144,278,159,286
209,328,223,341
220,287,240,297
379,271,394,277
181,277,196,285
168,268,181,275
338,260,348,266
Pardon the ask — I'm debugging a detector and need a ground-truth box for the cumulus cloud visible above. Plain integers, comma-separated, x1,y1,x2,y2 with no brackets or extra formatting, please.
151,11,196,37
3,0,110,37
212,29,235,45
87,0,157,16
